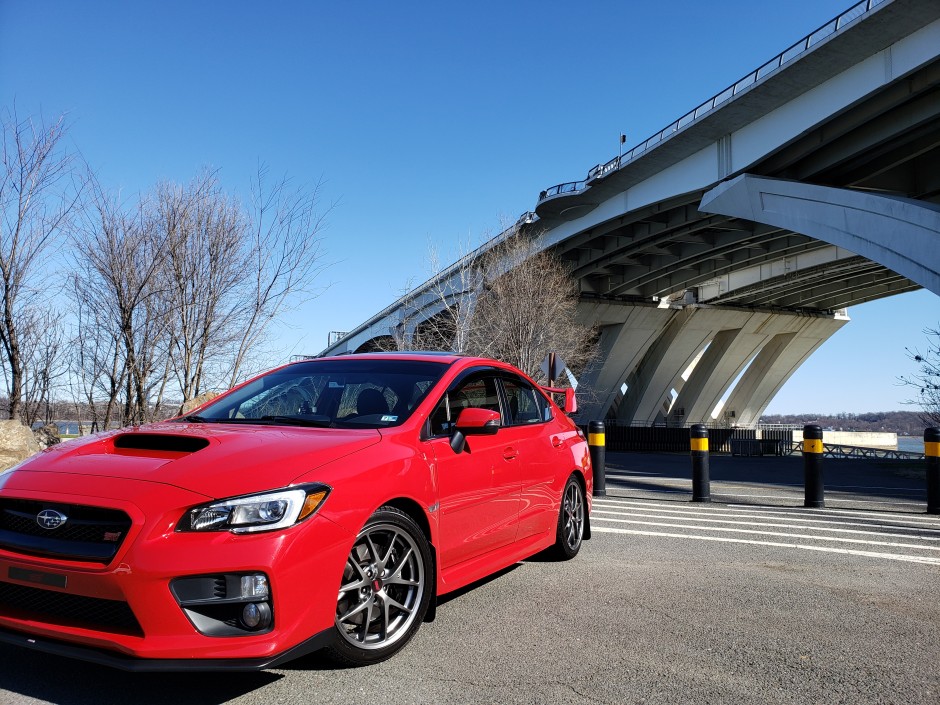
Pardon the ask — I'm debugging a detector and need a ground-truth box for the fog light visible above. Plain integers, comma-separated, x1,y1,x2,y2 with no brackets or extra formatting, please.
241,601,272,630
240,574,269,599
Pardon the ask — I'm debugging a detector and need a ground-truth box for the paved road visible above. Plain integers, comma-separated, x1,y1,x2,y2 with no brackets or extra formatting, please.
592,495,940,566
0,454,937,704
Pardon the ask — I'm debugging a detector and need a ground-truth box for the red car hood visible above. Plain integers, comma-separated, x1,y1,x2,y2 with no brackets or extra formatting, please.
6,422,382,499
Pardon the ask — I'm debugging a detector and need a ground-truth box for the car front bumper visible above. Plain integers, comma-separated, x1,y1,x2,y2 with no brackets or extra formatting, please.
0,479,352,668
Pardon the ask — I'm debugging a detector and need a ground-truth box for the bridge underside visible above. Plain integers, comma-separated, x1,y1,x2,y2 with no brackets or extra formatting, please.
575,300,848,426
574,174,940,424
700,174,940,297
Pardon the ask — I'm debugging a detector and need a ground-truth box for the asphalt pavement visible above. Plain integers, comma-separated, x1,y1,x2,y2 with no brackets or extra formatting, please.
0,452,937,704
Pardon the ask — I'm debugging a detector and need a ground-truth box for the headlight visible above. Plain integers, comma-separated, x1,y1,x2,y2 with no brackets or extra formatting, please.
178,484,330,534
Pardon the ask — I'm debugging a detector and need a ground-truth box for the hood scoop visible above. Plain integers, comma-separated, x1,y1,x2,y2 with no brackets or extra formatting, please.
112,433,210,459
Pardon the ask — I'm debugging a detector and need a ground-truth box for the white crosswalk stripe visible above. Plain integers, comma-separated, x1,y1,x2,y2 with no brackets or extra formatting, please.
590,496,940,566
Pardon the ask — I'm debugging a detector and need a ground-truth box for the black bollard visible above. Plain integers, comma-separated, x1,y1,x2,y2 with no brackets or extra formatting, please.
690,424,710,502
588,421,606,497
803,424,824,508
926,427,939,515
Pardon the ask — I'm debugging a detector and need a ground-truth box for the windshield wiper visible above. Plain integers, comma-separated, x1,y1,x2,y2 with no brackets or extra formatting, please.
258,415,334,428
178,414,212,423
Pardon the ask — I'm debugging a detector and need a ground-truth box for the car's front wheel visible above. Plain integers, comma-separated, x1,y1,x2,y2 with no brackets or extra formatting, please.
327,506,432,666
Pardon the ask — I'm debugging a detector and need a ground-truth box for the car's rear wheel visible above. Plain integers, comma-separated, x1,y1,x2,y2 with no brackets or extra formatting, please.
327,506,432,666
551,475,585,560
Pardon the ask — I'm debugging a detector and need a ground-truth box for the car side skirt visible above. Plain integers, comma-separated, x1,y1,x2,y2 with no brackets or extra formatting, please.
437,531,555,596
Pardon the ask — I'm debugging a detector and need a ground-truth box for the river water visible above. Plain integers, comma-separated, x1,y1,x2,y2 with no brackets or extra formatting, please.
897,436,926,453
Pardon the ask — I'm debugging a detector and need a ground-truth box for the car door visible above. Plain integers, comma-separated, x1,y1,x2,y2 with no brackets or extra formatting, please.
499,375,560,541
427,372,522,569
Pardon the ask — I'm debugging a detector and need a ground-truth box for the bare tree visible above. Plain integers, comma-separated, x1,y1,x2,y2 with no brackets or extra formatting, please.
19,309,65,426
388,241,483,353
68,282,127,432
71,164,330,423
0,110,80,420
158,166,330,403
901,325,940,426
74,180,171,425
466,230,595,381
223,165,330,389
158,172,244,402
387,226,595,382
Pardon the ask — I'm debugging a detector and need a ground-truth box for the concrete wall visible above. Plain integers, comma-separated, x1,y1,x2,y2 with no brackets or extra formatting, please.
790,430,898,449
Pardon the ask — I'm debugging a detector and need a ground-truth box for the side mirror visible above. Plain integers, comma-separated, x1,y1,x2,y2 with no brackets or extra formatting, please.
450,408,501,454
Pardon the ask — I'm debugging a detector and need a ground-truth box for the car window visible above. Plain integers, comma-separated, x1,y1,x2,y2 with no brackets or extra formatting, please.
336,383,398,419
429,375,502,437
191,359,447,429
502,377,551,425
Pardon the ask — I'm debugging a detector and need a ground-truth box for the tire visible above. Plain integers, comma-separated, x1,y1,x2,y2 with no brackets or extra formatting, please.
326,506,432,666
551,475,586,560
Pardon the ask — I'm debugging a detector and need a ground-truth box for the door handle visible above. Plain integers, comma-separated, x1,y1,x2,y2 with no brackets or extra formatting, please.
503,447,518,460
551,436,563,448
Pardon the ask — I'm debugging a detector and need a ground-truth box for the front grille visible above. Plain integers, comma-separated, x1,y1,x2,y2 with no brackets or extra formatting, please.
0,580,143,635
0,499,132,563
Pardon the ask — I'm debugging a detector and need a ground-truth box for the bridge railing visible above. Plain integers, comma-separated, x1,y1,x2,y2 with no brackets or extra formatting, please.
538,0,889,204
784,441,925,461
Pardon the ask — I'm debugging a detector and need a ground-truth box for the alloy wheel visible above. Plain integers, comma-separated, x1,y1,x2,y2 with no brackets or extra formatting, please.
335,522,425,650
563,481,584,551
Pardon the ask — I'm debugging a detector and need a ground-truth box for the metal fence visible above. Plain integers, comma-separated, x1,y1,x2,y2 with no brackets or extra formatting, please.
598,423,792,455
594,422,924,460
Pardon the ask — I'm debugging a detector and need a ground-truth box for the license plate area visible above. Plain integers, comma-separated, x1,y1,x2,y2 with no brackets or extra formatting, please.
8,566,67,589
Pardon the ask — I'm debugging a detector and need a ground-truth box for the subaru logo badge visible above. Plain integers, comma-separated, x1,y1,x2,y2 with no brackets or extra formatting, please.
36,509,68,530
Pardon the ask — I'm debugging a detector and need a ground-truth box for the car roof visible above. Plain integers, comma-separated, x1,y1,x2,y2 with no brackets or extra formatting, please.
305,351,514,368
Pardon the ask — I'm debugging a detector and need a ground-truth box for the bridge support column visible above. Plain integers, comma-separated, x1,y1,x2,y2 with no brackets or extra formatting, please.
574,302,673,421
617,307,757,425
669,327,746,425
720,314,848,427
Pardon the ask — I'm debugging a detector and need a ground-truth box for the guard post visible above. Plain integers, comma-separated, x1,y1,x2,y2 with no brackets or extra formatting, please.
926,427,939,515
588,421,606,497
690,424,710,502
803,424,824,508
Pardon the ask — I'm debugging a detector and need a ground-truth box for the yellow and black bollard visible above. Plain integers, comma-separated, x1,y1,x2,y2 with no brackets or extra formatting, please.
690,424,710,502
926,427,939,515
803,424,824,508
588,420,606,497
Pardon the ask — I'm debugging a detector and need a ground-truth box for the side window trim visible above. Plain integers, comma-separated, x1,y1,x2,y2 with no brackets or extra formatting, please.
497,373,552,427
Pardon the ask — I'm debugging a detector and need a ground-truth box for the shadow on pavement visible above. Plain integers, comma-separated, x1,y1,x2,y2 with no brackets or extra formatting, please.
0,643,281,704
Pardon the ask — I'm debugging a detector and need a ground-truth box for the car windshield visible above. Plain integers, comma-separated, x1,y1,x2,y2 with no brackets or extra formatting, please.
181,359,448,429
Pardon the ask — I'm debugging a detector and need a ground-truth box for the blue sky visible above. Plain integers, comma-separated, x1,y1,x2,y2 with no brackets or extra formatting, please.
1,0,936,414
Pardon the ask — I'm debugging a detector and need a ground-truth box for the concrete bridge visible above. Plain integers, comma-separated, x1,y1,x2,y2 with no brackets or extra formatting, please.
322,0,940,427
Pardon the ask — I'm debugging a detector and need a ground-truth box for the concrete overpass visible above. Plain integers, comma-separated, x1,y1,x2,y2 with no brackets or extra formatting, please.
322,0,940,427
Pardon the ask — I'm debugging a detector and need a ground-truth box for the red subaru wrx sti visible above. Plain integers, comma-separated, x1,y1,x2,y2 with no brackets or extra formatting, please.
0,353,591,670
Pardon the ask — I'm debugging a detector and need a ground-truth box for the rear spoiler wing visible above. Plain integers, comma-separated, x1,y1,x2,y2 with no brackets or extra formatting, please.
540,386,577,415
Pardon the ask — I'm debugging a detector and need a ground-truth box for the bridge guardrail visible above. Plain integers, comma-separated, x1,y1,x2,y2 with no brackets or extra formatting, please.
538,0,889,203
783,441,925,461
